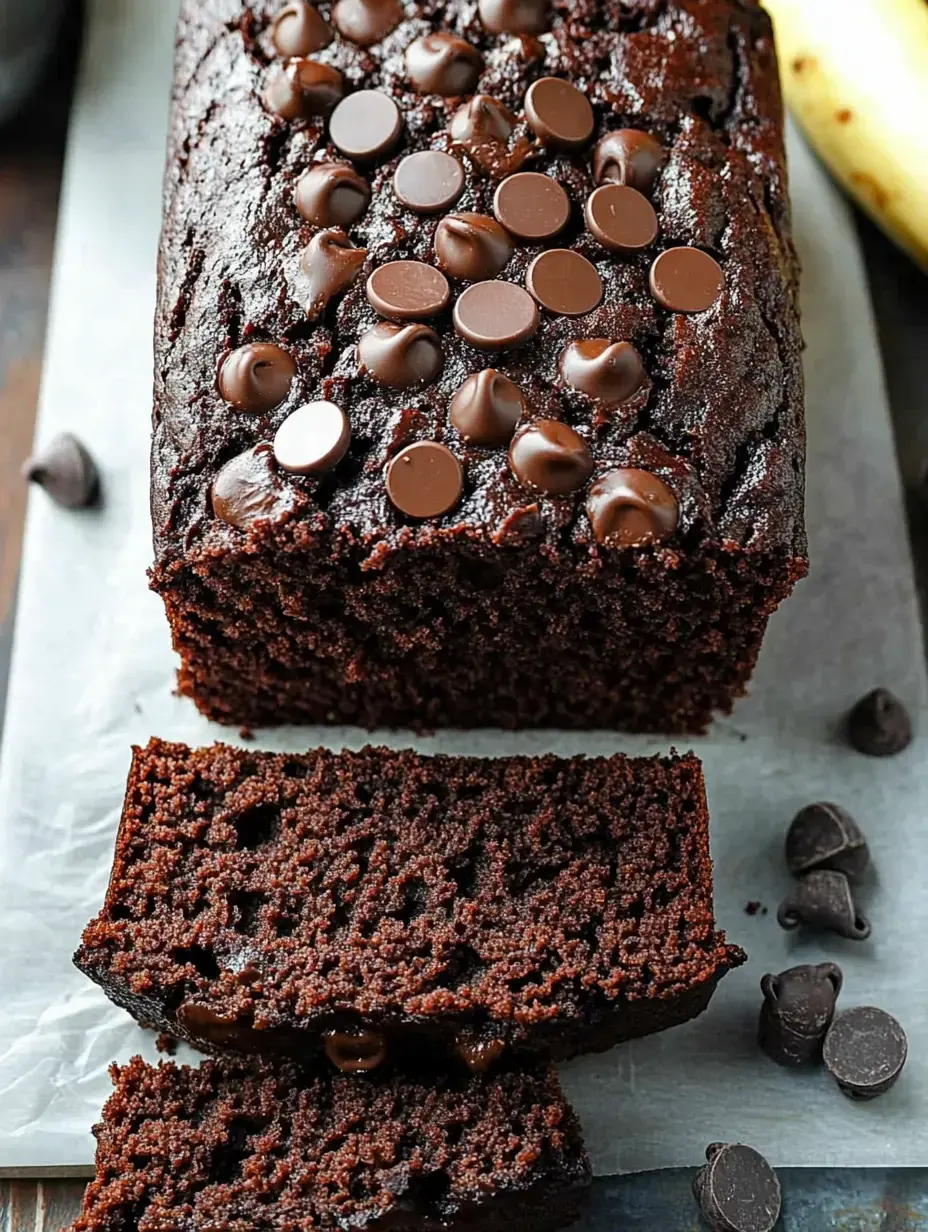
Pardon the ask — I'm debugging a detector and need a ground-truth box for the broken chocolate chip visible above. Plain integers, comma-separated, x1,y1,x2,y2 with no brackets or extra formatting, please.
785,802,869,879
776,869,870,941
758,962,843,1068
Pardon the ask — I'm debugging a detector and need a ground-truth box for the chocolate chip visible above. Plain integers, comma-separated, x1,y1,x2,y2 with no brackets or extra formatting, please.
393,150,465,214
210,443,292,531
435,212,513,281
300,228,367,319
22,433,100,510
367,260,450,321
478,0,548,33
823,1006,907,1100
406,33,482,96
524,76,594,149
592,129,666,192
386,441,464,518
263,58,344,121
585,184,658,252
777,869,870,941
271,1,333,57
758,962,843,1068
693,1143,781,1232
525,249,602,317
358,321,444,387
449,94,530,178
331,0,402,45
450,370,526,444
456,1035,506,1072
176,1002,243,1047
329,89,403,160
219,342,297,412
846,688,912,757
323,1028,387,1073
650,246,724,313
509,419,593,495
785,802,870,879
273,401,351,474
586,468,678,547
453,280,539,349
559,338,645,404
493,172,570,240
295,163,370,228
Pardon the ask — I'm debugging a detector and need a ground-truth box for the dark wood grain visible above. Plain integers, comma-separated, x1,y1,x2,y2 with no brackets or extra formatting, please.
0,1181,85,1232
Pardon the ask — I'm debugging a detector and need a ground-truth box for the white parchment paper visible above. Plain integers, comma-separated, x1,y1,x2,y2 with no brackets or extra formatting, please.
1,0,926,1178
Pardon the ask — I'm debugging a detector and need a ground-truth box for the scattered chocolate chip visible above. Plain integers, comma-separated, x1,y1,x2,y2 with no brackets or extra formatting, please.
650,246,724,313
450,370,526,444
273,401,351,474
450,93,516,144
386,441,464,518
525,249,602,317
823,1006,907,1100
586,468,678,547
559,338,645,404
329,89,403,160
295,163,370,228
478,0,547,33
456,1035,506,1072
271,1,333,57
406,33,482,96
693,1143,781,1232
785,802,870,879
358,321,444,387
758,962,843,1068
219,342,297,412
323,1028,387,1073
366,260,450,321
393,150,465,214
210,443,292,531
263,58,344,121
509,419,593,495
585,184,659,252
493,171,570,240
592,129,666,192
435,212,513,281
777,869,870,941
524,76,594,148
453,280,539,349
300,228,367,319
846,688,912,757
22,432,100,510
331,0,402,45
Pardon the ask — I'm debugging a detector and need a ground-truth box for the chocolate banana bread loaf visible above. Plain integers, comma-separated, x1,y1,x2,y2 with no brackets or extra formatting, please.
70,1055,590,1232
149,0,805,733
75,740,743,1070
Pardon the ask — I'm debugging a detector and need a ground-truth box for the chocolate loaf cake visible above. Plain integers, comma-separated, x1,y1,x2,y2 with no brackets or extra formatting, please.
70,1055,590,1232
149,0,806,734
76,740,743,1070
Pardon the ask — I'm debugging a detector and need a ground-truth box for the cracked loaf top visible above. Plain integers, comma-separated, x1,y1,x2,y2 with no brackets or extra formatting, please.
151,0,805,570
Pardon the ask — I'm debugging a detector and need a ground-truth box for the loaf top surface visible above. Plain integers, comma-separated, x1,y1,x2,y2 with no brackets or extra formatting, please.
152,0,805,571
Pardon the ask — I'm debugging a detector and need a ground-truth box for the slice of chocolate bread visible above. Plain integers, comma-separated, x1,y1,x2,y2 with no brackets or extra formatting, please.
76,740,743,1070
70,1055,590,1232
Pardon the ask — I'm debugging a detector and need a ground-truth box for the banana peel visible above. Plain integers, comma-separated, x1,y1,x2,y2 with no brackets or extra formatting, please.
764,0,928,271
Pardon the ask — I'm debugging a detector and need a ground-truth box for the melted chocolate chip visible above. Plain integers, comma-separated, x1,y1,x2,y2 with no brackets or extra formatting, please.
823,1006,908,1100
406,33,482,96
449,94,530,178
331,0,402,45
393,150,465,214
456,1035,506,1072
846,688,912,756
453,280,539,349
219,343,297,412
585,184,659,252
329,89,403,160
785,802,870,878
366,260,450,321
478,0,548,34
592,129,666,192
493,172,570,240
509,419,593,495
300,228,367,319
273,401,352,474
650,246,724,313
271,1,333,57
559,338,645,404
210,443,291,531
295,163,370,228
358,321,444,387
693,1143,781,1232
525,249,602,317
386,441,464,518
435,212,513,280
524,76,594,148
450,370,526,444
586,468,678,547
758,962,843,1069
323,1028,387,1073
263,58,344,121
777,870,871,941
22,433,100,510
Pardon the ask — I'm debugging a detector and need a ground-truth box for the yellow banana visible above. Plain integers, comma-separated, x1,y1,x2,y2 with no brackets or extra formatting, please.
764,0,928,271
